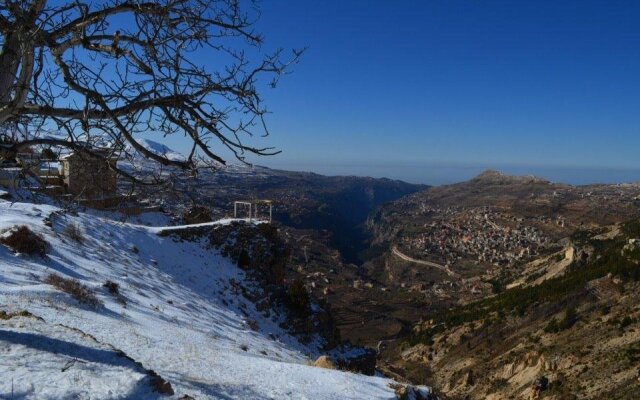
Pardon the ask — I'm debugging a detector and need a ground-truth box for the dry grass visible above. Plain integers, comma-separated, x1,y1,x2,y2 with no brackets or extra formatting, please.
62,223,84,243
45,274,102,308
0,310,36,320
0,225,48,256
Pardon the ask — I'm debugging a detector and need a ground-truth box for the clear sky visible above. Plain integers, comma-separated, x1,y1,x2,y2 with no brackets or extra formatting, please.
174,1,640,185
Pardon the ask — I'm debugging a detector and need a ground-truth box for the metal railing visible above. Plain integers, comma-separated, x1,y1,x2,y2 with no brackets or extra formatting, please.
233,200,273,223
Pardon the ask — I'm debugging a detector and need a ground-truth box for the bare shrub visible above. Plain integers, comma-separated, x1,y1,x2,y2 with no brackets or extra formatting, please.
62,223,84,243
103,280,119,295
45,274,101,308
103,280,127,306
183,205,212,225
286,279,310,314
237,249,251,268
0,310,37,320
0,225,48,256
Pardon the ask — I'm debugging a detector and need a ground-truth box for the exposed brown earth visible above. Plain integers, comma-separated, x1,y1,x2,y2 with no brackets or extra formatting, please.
378,217,640,399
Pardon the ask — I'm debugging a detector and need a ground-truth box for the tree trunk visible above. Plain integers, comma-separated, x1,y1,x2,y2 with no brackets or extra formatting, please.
0,32,22,105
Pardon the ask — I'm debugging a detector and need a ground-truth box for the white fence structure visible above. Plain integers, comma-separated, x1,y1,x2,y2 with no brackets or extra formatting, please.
233,200,273,223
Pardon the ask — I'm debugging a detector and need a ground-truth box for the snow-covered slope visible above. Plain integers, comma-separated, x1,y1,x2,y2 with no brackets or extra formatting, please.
0,199,401,399
132,138,187,162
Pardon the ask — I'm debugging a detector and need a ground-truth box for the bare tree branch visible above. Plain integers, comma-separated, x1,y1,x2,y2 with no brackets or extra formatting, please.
0,0,303,184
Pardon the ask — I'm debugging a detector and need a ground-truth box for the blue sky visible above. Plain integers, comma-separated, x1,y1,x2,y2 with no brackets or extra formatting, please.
176,1,640,184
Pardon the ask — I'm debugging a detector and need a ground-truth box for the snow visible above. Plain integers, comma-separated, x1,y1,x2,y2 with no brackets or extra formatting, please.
131,138,186,162
141,218,266,234
0,198,401,399
1,318,159,399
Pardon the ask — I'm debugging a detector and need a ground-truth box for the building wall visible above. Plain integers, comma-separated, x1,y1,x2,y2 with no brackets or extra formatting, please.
0,168,21,188
62,154,117,198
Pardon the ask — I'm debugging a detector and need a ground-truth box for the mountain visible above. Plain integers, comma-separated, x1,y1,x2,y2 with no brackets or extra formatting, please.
8,156,640,399
128,138,187,162
350,170,640,398
368,169,640,257
0,197,432,399
357,170,640,319
382,219,640,399
470,169,549,184
138,138,187,162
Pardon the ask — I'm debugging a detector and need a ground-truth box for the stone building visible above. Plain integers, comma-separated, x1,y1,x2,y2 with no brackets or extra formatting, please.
60,150,118,198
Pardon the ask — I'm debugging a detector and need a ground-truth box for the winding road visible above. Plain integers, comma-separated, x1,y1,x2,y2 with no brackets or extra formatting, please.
391,246,459,278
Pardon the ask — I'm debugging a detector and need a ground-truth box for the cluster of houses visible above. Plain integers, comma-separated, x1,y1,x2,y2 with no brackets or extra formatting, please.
401,206,550,267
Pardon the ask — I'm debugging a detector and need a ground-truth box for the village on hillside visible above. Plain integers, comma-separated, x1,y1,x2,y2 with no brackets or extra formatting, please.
399,206,552,268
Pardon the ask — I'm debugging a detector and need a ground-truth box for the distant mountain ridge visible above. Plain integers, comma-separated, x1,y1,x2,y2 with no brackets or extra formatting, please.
470,169,550,184
129,138,187,162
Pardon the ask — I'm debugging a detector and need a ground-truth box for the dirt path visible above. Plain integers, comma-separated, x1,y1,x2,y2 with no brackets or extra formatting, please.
391,246,459,278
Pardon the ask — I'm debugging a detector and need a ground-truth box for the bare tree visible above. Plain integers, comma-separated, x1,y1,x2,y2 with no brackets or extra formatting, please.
0,0,303,184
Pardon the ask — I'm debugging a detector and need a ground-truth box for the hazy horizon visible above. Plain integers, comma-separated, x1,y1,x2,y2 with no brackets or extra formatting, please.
254,160,640,187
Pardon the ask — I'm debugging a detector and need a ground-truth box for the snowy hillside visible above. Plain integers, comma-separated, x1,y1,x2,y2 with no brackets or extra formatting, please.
0,198,407,399
131,138,187,162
